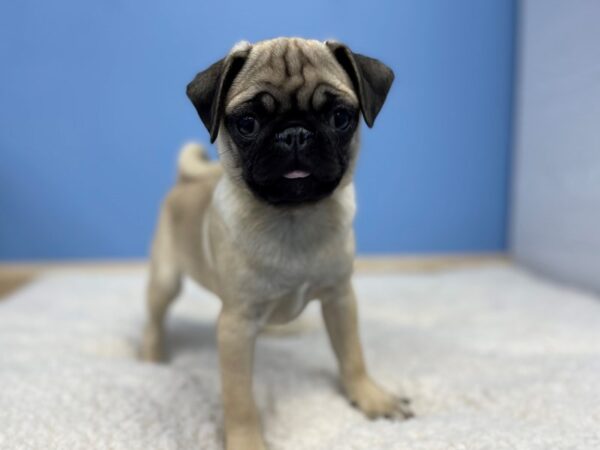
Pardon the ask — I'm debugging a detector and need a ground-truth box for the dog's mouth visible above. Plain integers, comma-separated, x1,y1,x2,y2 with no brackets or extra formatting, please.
283,170,311,180
243,154,346,206
245,168,341,206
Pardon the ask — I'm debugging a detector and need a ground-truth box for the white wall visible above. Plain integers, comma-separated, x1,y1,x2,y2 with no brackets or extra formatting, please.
511,0,600,292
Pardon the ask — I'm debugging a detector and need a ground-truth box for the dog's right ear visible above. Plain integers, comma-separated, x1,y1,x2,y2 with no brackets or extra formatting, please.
186,47,250,143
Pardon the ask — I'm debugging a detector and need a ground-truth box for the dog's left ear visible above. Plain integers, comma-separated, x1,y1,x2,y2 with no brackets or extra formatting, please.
186,47,251,143
326,41,394,128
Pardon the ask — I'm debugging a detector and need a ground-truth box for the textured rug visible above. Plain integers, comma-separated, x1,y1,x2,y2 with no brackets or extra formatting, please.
1,264,599,450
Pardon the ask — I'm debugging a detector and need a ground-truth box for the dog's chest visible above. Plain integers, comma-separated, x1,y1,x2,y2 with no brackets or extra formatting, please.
251,245,352,325
265,281,311,324
210,179,356,323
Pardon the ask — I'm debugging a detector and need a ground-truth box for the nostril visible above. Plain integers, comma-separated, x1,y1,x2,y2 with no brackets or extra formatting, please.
297,129,313,149
302,130,314,144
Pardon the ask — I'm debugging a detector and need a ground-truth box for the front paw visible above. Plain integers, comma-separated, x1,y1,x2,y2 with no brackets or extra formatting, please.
345,377,413,420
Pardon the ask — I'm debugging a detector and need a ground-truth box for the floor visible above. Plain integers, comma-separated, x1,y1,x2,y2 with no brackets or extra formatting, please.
0,254,506,299
0,269,34,298
1,260,599,450
0,253,508,299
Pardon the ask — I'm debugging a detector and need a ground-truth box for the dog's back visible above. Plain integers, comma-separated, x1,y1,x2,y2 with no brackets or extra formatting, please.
147,143,222,296
160,142,221,244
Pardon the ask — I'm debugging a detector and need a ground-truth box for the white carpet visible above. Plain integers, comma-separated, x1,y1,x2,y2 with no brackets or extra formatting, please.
1,264,600,450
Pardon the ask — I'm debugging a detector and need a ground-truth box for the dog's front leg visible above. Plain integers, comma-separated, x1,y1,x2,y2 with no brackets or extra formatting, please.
217,310,266,450
320,282,413,420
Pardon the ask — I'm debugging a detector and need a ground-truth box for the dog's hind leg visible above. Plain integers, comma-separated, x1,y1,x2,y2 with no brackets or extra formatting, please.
141,209,182,363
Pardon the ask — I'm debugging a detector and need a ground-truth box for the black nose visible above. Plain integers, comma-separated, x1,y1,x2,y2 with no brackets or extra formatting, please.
275,126,314,152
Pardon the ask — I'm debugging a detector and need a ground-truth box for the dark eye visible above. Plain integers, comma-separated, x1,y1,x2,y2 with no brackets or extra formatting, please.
330,108,352,130
236,115,259,136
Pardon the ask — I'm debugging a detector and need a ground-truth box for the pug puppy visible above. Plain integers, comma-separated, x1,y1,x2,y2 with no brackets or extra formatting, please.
141,37,412,450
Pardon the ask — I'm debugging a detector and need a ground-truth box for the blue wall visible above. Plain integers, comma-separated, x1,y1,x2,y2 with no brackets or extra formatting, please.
0,1,516,261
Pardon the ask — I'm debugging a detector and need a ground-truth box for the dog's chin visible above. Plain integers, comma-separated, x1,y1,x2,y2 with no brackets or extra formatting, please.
244,173,343,206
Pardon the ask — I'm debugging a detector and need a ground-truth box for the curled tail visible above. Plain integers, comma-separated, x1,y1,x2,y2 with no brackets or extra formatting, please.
177,142,221,182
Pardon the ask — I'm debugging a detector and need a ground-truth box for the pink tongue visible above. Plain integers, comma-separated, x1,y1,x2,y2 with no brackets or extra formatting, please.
283,170,310,179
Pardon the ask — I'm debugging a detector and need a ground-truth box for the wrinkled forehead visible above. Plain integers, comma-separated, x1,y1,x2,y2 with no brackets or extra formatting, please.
225,38,357,113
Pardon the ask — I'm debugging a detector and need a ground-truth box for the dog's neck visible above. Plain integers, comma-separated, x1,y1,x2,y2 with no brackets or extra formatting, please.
212,175,356,253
